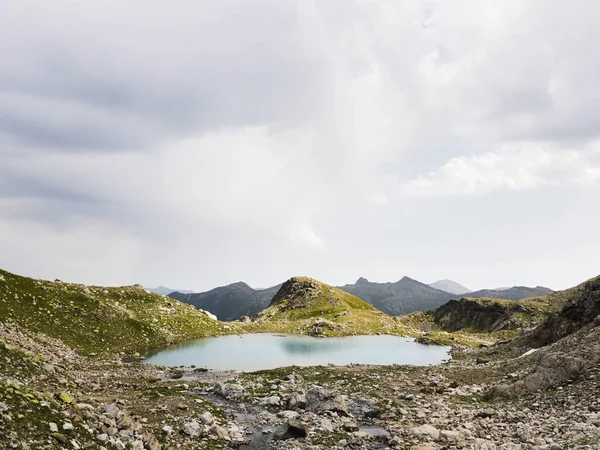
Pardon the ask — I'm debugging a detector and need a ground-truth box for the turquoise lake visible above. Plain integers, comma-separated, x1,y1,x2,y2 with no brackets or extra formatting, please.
144,333,451,371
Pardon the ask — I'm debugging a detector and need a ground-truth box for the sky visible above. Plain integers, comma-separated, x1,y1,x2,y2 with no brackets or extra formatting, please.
1,0,599,292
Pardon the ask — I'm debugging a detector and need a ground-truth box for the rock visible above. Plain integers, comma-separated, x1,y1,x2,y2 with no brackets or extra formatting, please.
278,410,299,420
57,392,73,404
162,425,173,435
76,403,94,411
49,423,58,432
182,420,201,437
440,429,462,442
274,419,308,440
476,409,494,419
487,352,589,398
266,395,281,405
62,422,74,431
209,424,229,439
410,445,439,450
320,418,334,432
411,424,440,440
200,411,214,425
288,392,306,409
104,404,120,418
306,388,349,416
51,433,68,444
199,309,218,321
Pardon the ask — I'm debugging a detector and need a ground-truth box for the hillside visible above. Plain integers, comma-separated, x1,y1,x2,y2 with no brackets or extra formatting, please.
513,274,600,349
463,285,554,300
0,269,228,355
428,279,471,295
242,277,405,336
339,276,455,315
429,296,563,333
169,282,281,321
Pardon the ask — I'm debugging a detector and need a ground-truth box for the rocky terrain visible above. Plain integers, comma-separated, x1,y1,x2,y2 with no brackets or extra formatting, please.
1,269,599,449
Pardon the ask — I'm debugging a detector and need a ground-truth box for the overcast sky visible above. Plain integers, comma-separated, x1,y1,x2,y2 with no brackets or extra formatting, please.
1,0,599,292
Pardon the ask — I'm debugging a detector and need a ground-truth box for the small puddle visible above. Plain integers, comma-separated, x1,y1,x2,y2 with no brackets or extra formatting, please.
238,425,277,450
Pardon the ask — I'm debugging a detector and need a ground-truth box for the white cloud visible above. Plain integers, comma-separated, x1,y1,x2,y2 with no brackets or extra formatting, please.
398,142,600,197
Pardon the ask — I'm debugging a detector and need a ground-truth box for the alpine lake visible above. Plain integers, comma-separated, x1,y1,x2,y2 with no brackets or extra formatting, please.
144,333,451,371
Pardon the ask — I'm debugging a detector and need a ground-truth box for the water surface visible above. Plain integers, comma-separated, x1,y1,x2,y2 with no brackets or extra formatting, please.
144,333,450,371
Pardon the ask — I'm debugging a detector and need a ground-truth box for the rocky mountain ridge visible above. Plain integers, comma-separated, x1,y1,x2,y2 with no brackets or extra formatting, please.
170,275,553,322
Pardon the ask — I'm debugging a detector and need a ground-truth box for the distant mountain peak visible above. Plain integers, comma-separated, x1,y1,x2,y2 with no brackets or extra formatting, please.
428,279,471,296
355,277,370,285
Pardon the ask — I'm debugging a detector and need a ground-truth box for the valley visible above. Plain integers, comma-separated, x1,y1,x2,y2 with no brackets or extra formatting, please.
1,268,599,449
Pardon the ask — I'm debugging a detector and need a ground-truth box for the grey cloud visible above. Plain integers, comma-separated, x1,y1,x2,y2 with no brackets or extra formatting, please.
0,0,327,152
0,0,599,292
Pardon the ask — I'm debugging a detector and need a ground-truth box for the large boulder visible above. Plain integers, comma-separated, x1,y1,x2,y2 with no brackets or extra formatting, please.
305,388,348,416
274,419,308,440
487,352,588,398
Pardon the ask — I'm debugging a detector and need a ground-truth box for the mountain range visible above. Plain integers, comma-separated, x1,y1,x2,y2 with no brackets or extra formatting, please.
169,282,281,321
168,276,554,321
461,286,554,300
339,276,456,315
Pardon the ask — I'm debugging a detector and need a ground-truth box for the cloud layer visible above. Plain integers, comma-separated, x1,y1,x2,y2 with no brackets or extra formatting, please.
1,0,599,291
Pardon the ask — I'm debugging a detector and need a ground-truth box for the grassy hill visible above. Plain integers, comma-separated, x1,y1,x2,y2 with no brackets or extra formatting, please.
0,269,229,356
241,277,406,336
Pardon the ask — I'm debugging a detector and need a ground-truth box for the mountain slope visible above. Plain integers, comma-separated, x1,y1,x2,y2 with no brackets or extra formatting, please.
514,274,600,349
244,277,404,336
464,285,554,300
339,276,455,315
429,296,564,333
169,282,281,321
428,279,471,295
0,269,228,355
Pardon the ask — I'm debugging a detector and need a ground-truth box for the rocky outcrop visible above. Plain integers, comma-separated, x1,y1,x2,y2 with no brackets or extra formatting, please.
305,388,349,416
517,275,600,348
487,352,590,398
269,277,323,308
430,298,536,332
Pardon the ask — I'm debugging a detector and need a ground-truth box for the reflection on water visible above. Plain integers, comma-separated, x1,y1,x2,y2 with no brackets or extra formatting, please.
144,333,451,371
280,339,350,355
